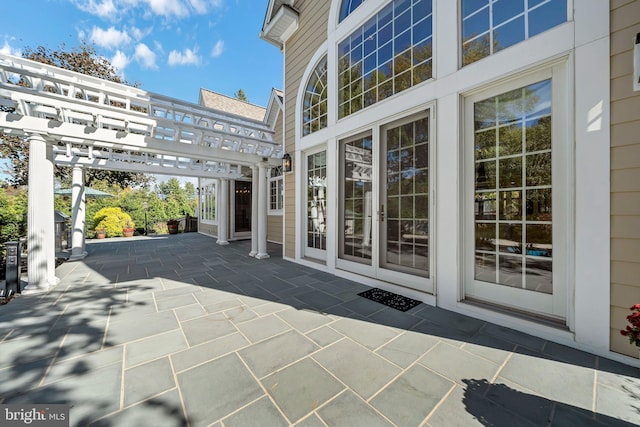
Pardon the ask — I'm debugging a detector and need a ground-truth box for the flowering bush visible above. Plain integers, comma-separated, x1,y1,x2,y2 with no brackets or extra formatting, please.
620,304,640,347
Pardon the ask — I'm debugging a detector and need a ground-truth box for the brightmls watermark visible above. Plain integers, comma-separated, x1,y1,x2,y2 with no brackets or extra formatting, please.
1,405,69,426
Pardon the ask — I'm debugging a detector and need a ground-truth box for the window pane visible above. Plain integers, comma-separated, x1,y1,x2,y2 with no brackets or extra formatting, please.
303,56,328,135
341,136,373,263
529,0,567,38
492,0,524,27
461,0,566,66
473,79,553,294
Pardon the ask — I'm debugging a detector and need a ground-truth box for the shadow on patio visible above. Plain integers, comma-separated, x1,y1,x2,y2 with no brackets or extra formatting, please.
0,233,638,426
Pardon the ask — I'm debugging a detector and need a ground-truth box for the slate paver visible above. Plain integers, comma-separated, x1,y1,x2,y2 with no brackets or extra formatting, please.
419,341,502,386
124,357,176,407
125,329,188,367
329,317,399,350
171,332,249,373
180,312,238,346
313,339,401,400
262,358,344,423
376,330,438,368
177,353,263,427
222,396,289,427
499,352,596,410
316,391,393,427
239,330,318,378
370,364,454,426
235,314,292,343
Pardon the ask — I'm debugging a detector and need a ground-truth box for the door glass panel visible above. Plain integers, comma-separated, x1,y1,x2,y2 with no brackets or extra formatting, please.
383,116,429,277
340,136,373,263
473,79,552,294
234,182,251,233
307,151,327,251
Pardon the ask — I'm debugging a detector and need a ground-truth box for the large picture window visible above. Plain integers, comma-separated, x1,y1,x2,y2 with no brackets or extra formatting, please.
303,56,328,136
338,0,433,119
462,0,567,66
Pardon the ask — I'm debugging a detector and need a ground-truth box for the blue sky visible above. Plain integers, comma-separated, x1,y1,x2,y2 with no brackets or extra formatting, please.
0,0,283,107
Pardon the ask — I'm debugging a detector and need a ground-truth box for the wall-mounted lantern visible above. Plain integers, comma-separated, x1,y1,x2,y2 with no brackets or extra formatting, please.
282,153,292,173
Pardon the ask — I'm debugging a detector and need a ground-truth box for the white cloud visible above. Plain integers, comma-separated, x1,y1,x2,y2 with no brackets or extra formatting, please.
210,40,224,58
72,0,119,18
90,26,132,50
168,48,201,66
143,0,188,17
72,0,222,19
134,43,158,69
0,40,21,57
111,50,130,71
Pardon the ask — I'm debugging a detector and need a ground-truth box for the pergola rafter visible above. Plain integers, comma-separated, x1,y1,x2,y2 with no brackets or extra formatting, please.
0,53,278,291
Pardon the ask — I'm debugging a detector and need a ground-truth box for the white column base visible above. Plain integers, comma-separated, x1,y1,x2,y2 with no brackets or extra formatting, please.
216,239,229,245
22,276,59,294
255,253,270,260
249,251,257,257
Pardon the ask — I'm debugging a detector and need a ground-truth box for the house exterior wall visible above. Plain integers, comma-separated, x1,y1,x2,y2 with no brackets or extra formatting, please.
283,0,331,259
274,0,634,363
610,0,640,358
267,214,283,243
198,222,217,237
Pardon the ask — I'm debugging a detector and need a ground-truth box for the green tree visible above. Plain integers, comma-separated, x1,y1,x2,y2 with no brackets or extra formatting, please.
0,42,152,189
234,89,248,102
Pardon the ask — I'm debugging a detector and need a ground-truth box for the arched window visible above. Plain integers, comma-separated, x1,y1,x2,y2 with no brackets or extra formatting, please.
302,55,328,136
339,0,367,22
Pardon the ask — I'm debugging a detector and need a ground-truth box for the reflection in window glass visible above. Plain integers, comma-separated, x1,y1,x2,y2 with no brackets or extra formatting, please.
303,56,328,136
269,166,284,211
461,0,567,66
340,135,373,264
339,0,368,23
338,0,433,119
473,79,553,294
307,151,327,251
201,182,216,222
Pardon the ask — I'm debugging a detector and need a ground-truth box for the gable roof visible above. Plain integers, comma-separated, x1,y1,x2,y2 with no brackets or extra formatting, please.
264,88,284,130
198,88,267,122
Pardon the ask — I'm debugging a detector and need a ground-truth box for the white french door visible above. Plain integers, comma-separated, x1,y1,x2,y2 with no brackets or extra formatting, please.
463,66,569,320
304,148,328,261
337,112,434,294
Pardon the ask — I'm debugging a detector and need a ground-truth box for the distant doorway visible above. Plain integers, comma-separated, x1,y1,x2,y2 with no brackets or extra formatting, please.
233,181,252,237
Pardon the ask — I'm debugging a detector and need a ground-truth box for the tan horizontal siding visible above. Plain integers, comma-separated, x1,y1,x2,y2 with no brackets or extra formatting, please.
267,214,283,243
609,0,640,359
282,0,330,259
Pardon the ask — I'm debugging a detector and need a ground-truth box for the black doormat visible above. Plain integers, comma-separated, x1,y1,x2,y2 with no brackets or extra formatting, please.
358,288,422,312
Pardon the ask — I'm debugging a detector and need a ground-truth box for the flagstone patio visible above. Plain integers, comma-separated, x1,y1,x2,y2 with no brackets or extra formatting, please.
0,233,638,426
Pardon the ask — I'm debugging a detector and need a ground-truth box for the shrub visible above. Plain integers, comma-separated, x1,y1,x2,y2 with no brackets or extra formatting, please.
93,207,134,238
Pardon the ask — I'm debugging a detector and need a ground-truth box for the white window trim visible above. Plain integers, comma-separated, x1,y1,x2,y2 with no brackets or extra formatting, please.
269,169,284,215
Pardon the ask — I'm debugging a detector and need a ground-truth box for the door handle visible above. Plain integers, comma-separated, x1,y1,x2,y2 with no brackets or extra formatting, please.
379,205,385,222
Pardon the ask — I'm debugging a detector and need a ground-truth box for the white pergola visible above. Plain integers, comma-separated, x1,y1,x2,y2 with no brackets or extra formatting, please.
0,53,282,292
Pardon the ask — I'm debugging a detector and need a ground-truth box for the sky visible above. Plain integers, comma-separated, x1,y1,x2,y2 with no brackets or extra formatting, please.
0,0,283,107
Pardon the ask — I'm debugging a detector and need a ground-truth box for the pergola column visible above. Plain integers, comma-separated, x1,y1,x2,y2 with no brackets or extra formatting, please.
249,166,259,257
217,178,229,245
69,166,88,260
25,133,57,292
255,162,269,259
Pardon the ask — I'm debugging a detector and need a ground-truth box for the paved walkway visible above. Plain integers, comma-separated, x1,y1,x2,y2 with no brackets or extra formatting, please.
0,233,638,426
